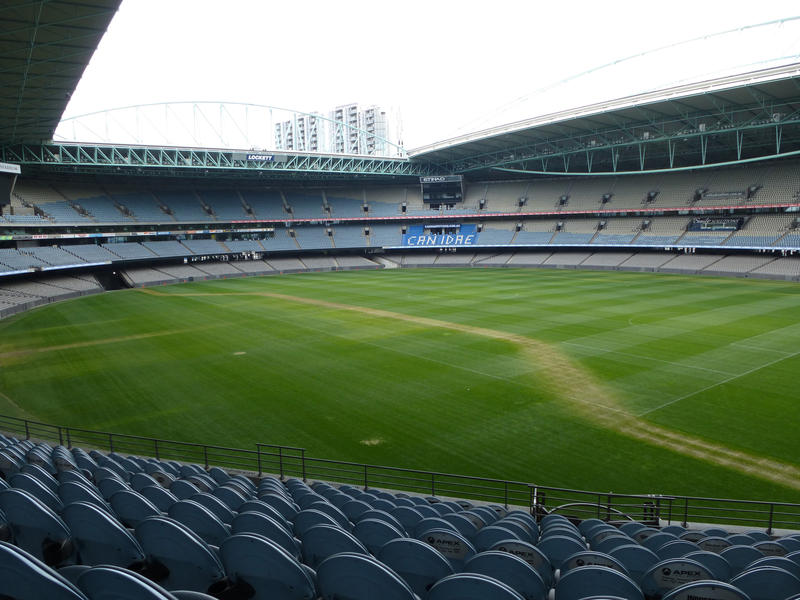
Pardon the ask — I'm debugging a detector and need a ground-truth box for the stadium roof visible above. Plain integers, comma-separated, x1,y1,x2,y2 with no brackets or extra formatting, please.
410,63,800,176
0,0,121,145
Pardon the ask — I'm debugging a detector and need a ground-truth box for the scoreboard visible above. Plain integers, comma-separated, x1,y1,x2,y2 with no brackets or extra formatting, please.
420,175,464,204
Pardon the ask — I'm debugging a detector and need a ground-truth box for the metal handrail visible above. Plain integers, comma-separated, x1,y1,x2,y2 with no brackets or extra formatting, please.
1,413,798,533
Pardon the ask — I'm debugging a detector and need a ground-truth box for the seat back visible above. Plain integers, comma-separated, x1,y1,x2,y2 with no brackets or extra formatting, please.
141,485,179,512
0,487,73,566
536,534,587,570
76,565,178,600
352,518,404,554
109,489,161,528
464,550,548,600
167,500,230,547
418,528,476,571
640,558,715,599
134,516,225,593
217,532,315,600
316,552,417,600
661,580,750,600
300,523,369,569
555,565,644,600
561,550,630,577
0,541,88,600
377,537,454,597
490,539,553,586
426,572,525,600
730,566,800,600
62,501,145,568
231,510,300,558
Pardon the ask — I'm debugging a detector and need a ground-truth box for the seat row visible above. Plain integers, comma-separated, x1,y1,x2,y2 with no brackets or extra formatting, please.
1,434,799,600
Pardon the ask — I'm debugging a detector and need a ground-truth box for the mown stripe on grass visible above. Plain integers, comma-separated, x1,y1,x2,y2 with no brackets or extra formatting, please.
0,324,223,364
137,287,800,491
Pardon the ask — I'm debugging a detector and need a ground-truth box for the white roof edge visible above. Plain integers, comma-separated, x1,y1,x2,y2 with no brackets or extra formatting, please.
408,62,800,158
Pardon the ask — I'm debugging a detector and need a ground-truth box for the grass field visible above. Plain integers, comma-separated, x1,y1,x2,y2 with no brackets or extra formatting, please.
1,267,799,502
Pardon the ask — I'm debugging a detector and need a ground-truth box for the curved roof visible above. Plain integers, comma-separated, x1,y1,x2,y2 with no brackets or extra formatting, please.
410,63,800,176
0,0,120,144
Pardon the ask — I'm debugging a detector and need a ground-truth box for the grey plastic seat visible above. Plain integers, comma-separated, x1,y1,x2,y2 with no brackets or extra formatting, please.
131,472,161,492
109,489,161,528
341,498,372,521
427,572,525,600
618,522,649,537
96,477,130,500
231,510,300,558
777,537,800,553
377,537,454,597
353,518,404,554
727,534,756,546
641,531,679,552
76,565,178,600
560,550,630,577
167,499,231,547
391,506,425,531
58,564,91,585
188,492,235,524
460,509,489,529
699,536,733,553
199,466,227,484
58,480,113,514
62,501,145,568
134,516,225,593
656,539,702,560
9,472,63,513
472,525,527,552
683,550,733,582
536,534,587,570
238,499,291,529
442,513,480,540
490,539,554,586
300,523,369,568
306,500,351,529
413,516,458,538
20,463,60,495
212,485,247,511
464,550,548,600
752,540,788,556
356,508,405,532
410,503,441,519
316,551,418,600
0,488,73,566
497,518,537,543
141,485,179,512
0,540,88,600
258,493,299,520
554,565,644,600
293,508,341,538
641,558,715,599
744,555,800,579
730,566,800,600
213,532,315,600
594,534,638,554
418,527,476,571
721,545,767,575
579,518,608,536
607,544,660,583
170,479,201,500
661,580,750,600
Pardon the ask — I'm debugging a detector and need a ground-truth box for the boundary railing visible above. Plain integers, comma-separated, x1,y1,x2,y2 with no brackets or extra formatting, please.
1,414,798,533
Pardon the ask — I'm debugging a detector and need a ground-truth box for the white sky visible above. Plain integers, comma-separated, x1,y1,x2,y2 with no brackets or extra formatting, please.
61,0,800,151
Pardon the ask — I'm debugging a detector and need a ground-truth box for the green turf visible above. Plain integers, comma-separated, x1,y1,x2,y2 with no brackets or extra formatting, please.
1,268,799,502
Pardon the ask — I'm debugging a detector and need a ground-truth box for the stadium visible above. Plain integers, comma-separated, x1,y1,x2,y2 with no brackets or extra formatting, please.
1,2,800,599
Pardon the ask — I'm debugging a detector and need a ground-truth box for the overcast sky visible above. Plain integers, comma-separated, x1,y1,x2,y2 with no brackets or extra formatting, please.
61,1,800,150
